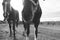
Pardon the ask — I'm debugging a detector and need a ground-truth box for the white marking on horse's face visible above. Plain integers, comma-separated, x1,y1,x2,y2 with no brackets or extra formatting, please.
4,2,11,13
4,2,7,13
4,2,12,16
3,2,7,16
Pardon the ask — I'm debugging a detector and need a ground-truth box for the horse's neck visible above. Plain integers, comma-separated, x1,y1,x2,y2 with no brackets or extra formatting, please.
10,7,16,14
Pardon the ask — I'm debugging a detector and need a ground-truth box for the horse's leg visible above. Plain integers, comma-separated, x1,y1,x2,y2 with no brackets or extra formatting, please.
16,19,19,27
26,23,30,40
13,21,16,40
15,20,18,33
23,21,27,37
34,20,39,40
16,12,19,28
8,22,12,37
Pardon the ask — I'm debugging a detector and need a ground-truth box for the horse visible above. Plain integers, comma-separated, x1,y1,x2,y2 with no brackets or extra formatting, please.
2,1,19,40
22,0,45,40
22,0,42,40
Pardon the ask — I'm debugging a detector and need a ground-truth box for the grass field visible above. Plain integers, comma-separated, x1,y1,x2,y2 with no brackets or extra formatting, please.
0,23,60,40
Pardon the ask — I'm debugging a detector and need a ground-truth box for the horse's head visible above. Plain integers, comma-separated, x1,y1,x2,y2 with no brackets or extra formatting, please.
2,0,11,18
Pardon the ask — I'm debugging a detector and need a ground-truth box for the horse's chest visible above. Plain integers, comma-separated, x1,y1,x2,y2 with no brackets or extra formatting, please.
8,12,15,19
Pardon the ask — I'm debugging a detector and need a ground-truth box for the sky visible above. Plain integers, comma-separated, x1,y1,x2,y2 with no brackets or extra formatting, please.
0,0,60,22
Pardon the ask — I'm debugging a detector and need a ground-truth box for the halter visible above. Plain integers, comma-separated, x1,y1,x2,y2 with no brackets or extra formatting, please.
31,0,39,22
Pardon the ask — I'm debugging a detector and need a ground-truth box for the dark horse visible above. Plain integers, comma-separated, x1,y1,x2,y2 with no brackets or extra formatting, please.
2,0,19,40
22,0,45,40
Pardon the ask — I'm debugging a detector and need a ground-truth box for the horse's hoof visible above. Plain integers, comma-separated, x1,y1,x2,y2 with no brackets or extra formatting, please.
26,37,29,40
22,33,26,37
22,31,26,37
34,36,37,40
34,38,37,40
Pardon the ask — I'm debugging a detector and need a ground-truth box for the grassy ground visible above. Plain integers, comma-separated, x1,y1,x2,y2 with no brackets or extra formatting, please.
0,23,60,40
